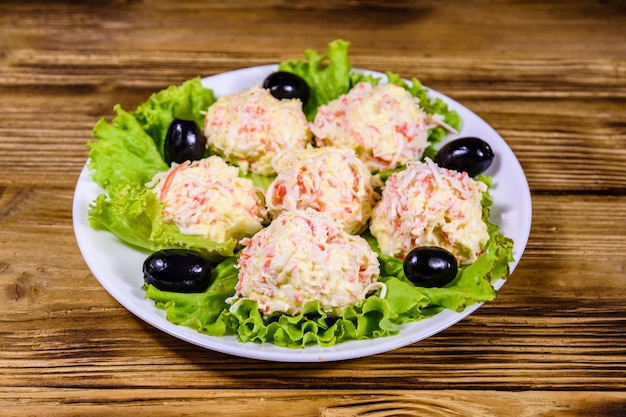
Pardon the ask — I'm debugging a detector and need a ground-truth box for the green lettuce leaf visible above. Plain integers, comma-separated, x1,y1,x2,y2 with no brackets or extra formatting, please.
380,276,435,322
141,194,513,349
366,230,508,313
350,70,382,86
88,105,168,191
364,188,514,313
132,77,215,157
278,39,353,120
142,191,513,348
225,292,398,348
88,183,236,260
240,170,275,192
143,256,240,336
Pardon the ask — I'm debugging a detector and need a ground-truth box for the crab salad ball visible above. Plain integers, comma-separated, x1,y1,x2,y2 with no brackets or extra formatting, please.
229,209,383,316
370,158,489,265
147,155,268,243
265,146,377,234
311,82,430,172
203,84,312,176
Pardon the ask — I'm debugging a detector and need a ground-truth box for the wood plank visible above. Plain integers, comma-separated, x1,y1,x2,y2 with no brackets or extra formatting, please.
0,50,625,190
0,388,625,417
1,1,624,58
2,297,624,390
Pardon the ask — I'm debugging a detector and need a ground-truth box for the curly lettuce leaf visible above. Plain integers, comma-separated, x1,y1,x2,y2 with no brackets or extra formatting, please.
278,39,353,120
143,256,240,336
362,185,514,314
380,276,436,322
374,240,501,313
88,105,168,191
350,70,382,87
140,173,513,350
88,184,236,260
240,170,275,192
226,293,398,348
132,77,215,157
144,257,404,348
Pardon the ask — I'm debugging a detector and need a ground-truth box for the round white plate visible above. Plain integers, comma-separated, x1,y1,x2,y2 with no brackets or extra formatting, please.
73,65,532,362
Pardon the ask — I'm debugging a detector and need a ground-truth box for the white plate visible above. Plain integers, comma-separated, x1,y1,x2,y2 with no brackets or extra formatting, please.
72,65,532,362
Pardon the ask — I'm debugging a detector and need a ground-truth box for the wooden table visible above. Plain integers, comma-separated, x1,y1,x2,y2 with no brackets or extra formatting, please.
1,1,625,415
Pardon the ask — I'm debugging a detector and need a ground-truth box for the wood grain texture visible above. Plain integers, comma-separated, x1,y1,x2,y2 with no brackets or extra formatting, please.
2,51,625,191
1,389,626,417
1,0,625,415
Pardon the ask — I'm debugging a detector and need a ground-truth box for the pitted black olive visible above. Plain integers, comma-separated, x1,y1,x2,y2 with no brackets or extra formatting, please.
262,71,311,105
434,137,494,177
403,246,458,288
143,249,212,293
164,119,207,165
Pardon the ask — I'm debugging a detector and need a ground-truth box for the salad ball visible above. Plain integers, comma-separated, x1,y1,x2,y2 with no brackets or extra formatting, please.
370,158,489,265
229,209,382,316
147,155,268,243
311,82,430,172
203,84,312,176
266,146,378,234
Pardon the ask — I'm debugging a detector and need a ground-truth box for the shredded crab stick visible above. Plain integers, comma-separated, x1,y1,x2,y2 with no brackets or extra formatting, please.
228,209,383,316
370,158,489,265
203,84,312,176
428,113,459,134
147,156,268,243
158,159,191,201
311,82,435,172
266,146,378,234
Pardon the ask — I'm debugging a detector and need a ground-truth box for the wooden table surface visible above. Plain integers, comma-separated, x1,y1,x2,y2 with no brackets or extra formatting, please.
1,1,625,415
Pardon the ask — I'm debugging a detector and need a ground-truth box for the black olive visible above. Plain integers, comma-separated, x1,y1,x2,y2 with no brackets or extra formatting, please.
434,137,494,177
262,71,311,105
164,119,207,165
143,249,212,293
403,246,458,288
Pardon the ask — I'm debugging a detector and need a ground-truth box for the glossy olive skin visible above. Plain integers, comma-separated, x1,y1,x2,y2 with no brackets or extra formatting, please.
262,71,311,105
164,119,207,165
403,246,458,288
434,137,494,177
143,249,212,293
